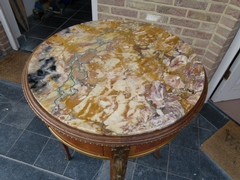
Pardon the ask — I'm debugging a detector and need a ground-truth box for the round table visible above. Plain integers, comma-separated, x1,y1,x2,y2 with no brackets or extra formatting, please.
22,20,207,180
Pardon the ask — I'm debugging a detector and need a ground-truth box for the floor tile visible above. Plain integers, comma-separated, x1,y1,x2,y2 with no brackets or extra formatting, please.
24,25,57,39
136,144,169,171
50,133,58,140
188,115,199,127
133,164,167,180
198,113,217,131
27,15,41,25
7,131,48,164
0,156,71,180
40,16,68,28
60,19,84,29
168,145,200,179
0,94,9,103
64,151,102,180
0,81,23,101
167,173,190,180
26,116,52,137
200,102,229,129
170,125,199,150
18,36,43,52
81,3,92,12
74,0,90,3
94,160,107,180
67,2,85,10
129,157,137,163
72,11,92,21
35,139,70,174
0,123,23,155
198,127,216,145
54,8,78,18
0,100,14,121
19,15,41,34
2,101,35,129
167,173,189,180
96,160,135,180
19,96,30,104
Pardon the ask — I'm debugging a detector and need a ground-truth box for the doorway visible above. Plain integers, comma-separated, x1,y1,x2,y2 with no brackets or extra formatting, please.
211,48,240,124
1,0,95,53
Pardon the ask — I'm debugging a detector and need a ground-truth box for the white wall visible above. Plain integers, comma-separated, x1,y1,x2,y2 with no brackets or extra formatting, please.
22,0,35,17
0,1,21,39
0,5,19,50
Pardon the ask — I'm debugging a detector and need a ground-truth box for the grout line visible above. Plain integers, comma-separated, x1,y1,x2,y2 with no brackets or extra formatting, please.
19,5,92,51
198,118,202,180
62,2,90,21
130,161,137,180
22,36,45,41
90,159,104,180
166,143,170,180
170,143,199,153
28,24,58,29
198,113,218,131
0,154,73,180
62,149,75,176
5,129,24,157
33,137,51,166
167,172,193,180
208,101,233,120
25,128,52,139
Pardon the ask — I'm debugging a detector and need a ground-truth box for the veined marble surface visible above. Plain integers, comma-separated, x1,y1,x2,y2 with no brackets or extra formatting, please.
27,20,205,136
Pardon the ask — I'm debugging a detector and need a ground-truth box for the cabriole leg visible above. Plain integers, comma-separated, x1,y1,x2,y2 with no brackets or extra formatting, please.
61,143,72,160
110,146,130,180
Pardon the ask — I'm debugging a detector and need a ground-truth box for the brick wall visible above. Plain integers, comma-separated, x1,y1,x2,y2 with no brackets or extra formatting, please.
0,22,12,59
97,0,240,80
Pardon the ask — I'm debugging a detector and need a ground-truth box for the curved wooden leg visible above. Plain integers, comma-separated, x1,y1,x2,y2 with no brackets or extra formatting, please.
61,143,72,160
154,148,161,159
110,147,130,180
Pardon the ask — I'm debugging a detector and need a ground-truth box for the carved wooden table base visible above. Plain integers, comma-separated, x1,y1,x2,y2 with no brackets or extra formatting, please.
110,147,130,180
49,127,178,180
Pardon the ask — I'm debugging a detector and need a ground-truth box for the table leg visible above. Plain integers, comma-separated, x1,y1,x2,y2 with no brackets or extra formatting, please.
61,142,72,160
110,146,130,180
154,148,161,159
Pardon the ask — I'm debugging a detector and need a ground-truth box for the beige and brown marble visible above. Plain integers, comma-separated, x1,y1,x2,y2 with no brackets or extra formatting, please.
27,20,205,136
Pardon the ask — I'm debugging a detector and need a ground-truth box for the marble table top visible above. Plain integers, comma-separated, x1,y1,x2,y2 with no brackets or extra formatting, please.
27,20,205,136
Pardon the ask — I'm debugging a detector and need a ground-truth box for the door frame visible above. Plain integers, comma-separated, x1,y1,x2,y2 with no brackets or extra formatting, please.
207,28,240,101
0,1,20,50
91,0,98,21
211,50,240,102
0,0,98,46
